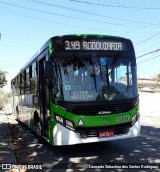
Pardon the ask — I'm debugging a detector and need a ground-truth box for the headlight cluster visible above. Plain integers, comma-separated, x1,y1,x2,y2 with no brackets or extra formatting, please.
131,111,140,126
55,115,75,131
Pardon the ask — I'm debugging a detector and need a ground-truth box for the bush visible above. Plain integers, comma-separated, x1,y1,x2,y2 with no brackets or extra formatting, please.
0,91,11,110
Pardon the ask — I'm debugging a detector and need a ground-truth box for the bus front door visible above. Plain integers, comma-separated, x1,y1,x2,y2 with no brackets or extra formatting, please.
38,58,50,136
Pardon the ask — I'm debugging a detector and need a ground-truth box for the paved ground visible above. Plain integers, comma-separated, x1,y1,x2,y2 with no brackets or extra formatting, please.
0,111,16,171
0,93,160,172
139,92,160,127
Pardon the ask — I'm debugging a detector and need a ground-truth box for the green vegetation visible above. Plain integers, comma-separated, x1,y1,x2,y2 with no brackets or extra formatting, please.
0,69,7,88
156,74,160,88
0,70,8,110
0,91,11,110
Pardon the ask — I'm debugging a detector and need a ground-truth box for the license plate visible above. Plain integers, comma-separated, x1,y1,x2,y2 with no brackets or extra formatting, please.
99,130,114,138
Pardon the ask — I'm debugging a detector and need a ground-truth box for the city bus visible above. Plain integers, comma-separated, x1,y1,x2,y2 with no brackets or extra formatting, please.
11,34,140,146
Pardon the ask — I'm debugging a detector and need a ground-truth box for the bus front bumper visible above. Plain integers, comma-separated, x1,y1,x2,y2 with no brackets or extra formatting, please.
53,117,140,146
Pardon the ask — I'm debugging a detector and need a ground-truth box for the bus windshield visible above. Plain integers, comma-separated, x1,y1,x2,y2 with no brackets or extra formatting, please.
53,53,138,102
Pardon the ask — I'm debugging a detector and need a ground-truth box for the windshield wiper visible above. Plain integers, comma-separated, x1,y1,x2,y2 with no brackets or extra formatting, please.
74,53,97,92
106,63,110,90
74,53,94,76
110,53,121,73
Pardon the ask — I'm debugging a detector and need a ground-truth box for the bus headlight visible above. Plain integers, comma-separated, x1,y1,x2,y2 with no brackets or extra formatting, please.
55,115,64,124
55,114,75,131
132,111,139,126
66,120,75,131
132,114,137,125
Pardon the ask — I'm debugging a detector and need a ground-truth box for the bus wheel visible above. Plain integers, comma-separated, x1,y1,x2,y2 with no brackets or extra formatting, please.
17,118,22,125
35,122,41,136
35,122,46,144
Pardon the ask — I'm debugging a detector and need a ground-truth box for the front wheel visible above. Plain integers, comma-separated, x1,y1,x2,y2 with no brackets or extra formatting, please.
35,122,41,135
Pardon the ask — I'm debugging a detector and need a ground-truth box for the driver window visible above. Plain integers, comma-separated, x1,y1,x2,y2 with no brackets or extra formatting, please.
115,65,127,85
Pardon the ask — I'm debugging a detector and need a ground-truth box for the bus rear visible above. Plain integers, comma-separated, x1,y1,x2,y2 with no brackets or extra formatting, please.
45,35,140,145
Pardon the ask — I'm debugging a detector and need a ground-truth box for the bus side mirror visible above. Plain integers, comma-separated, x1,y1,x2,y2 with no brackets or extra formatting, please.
44,61,54,79
48,81,58,90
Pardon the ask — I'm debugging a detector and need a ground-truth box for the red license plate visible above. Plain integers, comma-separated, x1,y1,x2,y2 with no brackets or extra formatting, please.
99,130,114,138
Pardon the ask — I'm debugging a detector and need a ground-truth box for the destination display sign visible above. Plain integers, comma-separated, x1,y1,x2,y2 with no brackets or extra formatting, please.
64,40,125,51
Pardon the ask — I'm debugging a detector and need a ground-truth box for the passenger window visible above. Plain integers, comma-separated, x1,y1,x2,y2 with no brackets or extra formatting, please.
25,68,30,93
20,72,25,94
31,62,37,93
17,75,20,95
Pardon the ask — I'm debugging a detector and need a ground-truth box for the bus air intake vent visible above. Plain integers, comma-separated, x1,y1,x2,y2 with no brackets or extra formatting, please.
70,103,134,115
76,123,131,138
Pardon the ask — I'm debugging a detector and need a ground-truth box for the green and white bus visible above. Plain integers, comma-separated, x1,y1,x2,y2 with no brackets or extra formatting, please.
11,34,140,146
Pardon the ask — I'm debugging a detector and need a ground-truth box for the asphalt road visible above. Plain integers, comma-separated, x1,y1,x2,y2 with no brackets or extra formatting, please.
7,93,160,172
31,126,160,172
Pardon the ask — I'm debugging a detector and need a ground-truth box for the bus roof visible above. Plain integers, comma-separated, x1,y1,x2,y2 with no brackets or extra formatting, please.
56,34,123,39
17,34,131,75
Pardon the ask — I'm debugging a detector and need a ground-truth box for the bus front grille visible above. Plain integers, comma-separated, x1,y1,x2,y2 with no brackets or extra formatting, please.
70,103,134,115
76,123,131,138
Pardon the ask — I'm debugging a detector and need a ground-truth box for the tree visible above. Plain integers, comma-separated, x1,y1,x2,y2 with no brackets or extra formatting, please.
0,70,7,88
157,74,160,88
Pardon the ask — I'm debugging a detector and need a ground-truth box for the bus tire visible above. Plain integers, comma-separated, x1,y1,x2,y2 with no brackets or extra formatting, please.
35,122,41,136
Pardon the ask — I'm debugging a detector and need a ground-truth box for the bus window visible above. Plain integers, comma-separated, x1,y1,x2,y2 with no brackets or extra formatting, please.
20,72,25,95
31,62,37,93
25,68,30,93
11,79,16,95
13,78,17,95
17,75,20,95
15,77,19,96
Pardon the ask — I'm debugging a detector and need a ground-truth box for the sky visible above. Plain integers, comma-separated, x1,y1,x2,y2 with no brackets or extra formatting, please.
0,0,160,91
